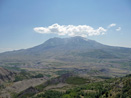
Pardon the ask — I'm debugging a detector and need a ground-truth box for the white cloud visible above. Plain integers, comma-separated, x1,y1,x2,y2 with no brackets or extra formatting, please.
108,23,116,28
34,23,107,37
116,27,121,31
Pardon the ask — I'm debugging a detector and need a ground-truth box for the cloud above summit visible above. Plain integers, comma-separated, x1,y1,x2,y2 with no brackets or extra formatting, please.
34,23,107,37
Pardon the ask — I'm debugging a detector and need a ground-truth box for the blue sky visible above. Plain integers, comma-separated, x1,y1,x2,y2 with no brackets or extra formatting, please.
0,0,131,52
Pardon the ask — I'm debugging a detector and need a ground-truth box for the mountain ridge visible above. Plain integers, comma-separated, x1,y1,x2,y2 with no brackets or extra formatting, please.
1,36,131,54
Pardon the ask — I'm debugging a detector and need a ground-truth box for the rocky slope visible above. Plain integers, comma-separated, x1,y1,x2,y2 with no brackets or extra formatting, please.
0,67,16,83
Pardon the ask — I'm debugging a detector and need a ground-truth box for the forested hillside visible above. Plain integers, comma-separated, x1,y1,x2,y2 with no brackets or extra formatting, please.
12,74,131,98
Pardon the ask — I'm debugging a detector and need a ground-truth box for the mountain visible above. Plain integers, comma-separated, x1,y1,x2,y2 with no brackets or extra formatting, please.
0,36,131,76
0,36,131,60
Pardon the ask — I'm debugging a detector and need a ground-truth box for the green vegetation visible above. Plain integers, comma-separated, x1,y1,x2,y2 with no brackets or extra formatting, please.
13,91,36,98
14,71,44,82
96,76,112,79
2,66,25,71
66,77,87,85
116,75,131,98
45,74,51,77
55,70,70,75
23,74,131,98
0,84,5,90
32,73,44,78
14,71,31,82
35,84,46,91
5,62,24,66
33,90,63,98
